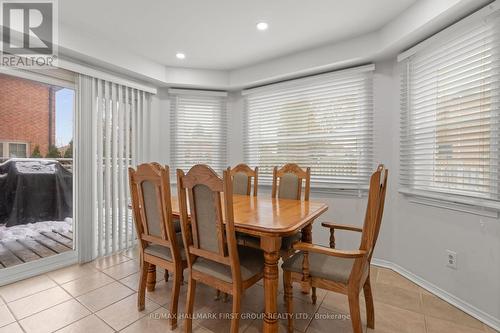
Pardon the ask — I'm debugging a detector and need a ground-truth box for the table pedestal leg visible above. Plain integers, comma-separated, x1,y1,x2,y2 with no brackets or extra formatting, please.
146,264,156,292
261,236,281,333
301,223,313,294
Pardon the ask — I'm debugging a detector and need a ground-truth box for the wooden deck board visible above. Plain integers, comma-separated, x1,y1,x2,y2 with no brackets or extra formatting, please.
33,234,72,254
1,241,41,263
18,239,57,258
41,231,73,247
0,229,73,269
55,230,73,241
0,242,24,267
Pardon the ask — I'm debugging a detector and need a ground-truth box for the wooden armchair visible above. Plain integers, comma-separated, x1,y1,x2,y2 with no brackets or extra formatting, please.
177,164,265,333
128,163,187,330
282,165,388,333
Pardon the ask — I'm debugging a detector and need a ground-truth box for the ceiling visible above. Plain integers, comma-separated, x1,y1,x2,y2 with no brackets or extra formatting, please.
59,0,417,71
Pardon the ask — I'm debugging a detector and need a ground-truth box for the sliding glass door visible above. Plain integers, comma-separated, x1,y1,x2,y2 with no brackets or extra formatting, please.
0,70,77,282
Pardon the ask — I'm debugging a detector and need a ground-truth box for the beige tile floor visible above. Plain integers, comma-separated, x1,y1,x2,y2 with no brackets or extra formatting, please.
0,248,497,333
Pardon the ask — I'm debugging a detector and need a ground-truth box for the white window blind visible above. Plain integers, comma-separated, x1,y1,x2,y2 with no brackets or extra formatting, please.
170,90,227,173
399,12,500,207
243,65,374,190
78,75,151,258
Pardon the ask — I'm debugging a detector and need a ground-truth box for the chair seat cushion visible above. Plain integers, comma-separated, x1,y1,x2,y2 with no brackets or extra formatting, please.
192,246,264,283
144,232,186,261
281,251,354,284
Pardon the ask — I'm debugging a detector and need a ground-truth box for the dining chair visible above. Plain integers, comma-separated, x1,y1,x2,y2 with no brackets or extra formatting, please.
230,163,258,196
234,163,311,260
177,164,265,333
128,163,187,330
281,165,388,333
230,164,261,250
273,163,311,259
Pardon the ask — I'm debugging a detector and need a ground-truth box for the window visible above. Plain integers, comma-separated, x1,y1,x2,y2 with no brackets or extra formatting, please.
8,143,28,158
399,13,500,207
243,65,374,189
0,142,25,159
170,89,227,173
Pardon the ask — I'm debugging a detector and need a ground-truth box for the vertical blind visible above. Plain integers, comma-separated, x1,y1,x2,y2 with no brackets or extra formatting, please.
83,75,151,257
399,13,500,206
243,65,374,189
170,90,227,173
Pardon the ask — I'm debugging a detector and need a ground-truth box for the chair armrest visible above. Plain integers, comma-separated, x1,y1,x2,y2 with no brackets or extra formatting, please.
292,242,367,258
321,222,363,232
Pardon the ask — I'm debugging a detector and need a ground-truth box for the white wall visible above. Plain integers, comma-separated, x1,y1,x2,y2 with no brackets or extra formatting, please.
148,59,500,328
149,88,171,166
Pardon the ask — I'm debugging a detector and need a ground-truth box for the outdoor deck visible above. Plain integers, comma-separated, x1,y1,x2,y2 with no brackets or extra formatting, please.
0,230,73,269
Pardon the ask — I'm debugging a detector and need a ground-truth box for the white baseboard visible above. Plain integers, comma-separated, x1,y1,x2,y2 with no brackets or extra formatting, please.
371,258,500,332
0,251,78,286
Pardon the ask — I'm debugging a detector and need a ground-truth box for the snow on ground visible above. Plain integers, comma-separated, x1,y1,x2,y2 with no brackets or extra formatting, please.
0,218,72,242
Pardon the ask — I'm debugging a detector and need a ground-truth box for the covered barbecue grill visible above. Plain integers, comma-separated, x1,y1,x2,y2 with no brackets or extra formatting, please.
0,159,73,227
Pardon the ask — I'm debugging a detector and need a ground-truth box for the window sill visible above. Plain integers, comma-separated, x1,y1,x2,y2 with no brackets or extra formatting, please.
399,188,500,218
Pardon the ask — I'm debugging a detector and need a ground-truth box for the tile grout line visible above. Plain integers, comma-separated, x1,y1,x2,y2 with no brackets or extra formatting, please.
0,277,57,304
44,264,120,298
116,305,170,332
9,261,136,333
0,255,131,332
9,287,74,322
91,285,163,330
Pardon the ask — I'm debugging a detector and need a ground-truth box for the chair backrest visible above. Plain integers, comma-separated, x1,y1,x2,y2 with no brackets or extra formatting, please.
359,164,388,261
177,164,241,281
128,163,181,263
229,163,258,196
272,163,311,201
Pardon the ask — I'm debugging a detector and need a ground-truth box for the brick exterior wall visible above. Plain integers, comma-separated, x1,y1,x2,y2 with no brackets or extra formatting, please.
0,74,55,156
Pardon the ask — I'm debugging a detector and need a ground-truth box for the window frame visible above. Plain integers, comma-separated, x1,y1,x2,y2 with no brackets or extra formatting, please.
398,7,500,211
242,65,375,193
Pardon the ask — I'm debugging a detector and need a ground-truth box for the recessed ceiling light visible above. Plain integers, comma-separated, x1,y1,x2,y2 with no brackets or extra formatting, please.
256,22,268,31
176,52,186,59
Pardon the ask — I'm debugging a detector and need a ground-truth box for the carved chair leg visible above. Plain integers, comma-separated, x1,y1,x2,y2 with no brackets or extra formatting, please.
283,270,294,333
146,264,156,292
137,261,149,311
169,269,182,330
348,290,363,333
185,278,196,333
364,278,375,329
300,226,312,295
311,287,317,305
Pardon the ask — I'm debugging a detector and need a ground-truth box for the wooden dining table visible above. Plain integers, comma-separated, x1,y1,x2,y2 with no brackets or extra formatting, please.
147,194,328,333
